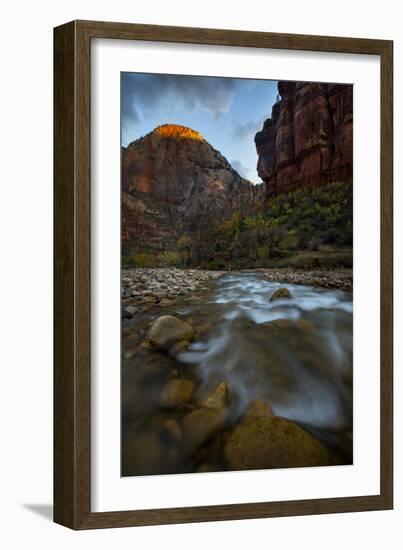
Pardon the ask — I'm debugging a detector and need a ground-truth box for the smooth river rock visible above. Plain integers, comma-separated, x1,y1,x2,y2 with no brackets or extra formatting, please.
123,305,138,319
269,287,292,302
147,315,194,350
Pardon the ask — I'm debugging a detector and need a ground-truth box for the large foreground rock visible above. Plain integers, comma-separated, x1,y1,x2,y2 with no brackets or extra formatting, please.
224,416,330,470
147,315,194,350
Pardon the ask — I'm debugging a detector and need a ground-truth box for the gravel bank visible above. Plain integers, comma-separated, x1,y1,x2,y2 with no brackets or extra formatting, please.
262,268,352,291
122,268,223,317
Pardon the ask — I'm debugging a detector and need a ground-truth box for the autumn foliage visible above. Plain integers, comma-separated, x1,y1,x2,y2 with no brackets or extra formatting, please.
155,124,203,141
122,180,353,271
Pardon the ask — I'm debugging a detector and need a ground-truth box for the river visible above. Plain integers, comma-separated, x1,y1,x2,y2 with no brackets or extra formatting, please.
122,271,353,476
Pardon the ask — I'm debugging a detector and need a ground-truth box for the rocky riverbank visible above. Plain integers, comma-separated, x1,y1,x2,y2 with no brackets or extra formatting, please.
122,312,347,475
262,268,352,291
122,271,353,475
122,268,223,318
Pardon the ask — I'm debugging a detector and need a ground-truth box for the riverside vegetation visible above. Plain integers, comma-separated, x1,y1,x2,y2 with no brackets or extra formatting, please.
123,180,352,272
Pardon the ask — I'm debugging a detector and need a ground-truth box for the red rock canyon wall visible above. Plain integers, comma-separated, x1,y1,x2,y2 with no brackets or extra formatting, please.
255,81,353,195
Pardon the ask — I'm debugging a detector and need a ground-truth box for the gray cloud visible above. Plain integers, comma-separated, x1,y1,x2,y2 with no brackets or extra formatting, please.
231,159,250,179
122,73,239,129
232,118,264,140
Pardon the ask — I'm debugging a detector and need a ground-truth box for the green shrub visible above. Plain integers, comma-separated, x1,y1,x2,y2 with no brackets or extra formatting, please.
156,251,181,266
122,180,352,270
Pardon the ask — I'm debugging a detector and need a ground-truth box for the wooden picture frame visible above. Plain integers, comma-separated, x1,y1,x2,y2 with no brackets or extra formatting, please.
54,19,393,529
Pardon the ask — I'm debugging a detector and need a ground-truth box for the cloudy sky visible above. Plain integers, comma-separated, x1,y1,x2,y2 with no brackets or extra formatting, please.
121,72,279,183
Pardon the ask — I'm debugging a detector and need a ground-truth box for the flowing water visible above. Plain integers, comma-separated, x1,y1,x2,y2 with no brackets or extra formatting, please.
122,271,353,476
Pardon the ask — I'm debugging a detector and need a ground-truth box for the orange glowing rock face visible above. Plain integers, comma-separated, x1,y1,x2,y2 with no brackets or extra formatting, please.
154,124,203,141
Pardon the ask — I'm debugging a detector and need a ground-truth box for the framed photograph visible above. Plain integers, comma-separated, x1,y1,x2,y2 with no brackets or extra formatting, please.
54,20,393,529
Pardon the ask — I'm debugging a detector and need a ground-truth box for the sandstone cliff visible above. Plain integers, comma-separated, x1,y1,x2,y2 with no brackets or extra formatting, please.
255,81,353,195
122,124,265,255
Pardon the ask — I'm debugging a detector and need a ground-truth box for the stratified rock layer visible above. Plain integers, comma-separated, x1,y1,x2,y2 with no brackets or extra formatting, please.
255,82,353,194
122,124,265,255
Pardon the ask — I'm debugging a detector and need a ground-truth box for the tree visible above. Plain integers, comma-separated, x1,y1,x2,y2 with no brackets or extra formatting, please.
176,234,193,266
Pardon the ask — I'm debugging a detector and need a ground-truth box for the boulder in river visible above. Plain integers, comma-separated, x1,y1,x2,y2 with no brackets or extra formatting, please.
160,379,194,409
260,318,323,375
262,318,314,333
147,315,194,350
224,415,330,470
269,287,292,302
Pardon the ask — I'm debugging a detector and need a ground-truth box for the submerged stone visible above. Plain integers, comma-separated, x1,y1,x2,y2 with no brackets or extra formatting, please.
200,381,230,410
160,419,183,444
159,379,194,409
123,305,138,319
